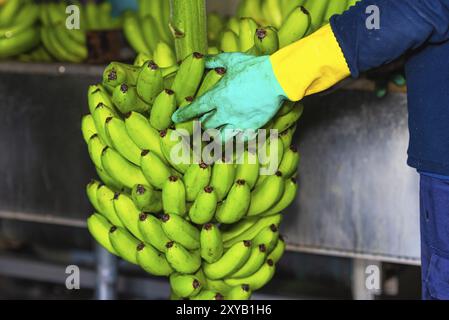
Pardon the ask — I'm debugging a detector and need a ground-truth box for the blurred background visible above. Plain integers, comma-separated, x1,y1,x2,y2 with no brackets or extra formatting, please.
0,0,419,299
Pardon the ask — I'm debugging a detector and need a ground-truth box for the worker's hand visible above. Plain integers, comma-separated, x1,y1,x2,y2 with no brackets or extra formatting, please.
172,53,288,137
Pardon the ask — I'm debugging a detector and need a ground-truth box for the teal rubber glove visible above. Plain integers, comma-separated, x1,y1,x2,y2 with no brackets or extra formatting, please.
171,53,288,138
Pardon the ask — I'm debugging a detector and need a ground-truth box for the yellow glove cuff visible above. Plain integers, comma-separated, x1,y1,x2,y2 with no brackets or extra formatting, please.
270,24,351,101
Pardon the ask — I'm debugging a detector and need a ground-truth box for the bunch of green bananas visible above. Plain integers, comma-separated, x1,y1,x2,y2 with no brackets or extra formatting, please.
82,43,303,299
0,0,41,59
218,0,360,53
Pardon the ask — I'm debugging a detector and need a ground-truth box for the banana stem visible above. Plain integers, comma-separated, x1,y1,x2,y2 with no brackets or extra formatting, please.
170,0,207,60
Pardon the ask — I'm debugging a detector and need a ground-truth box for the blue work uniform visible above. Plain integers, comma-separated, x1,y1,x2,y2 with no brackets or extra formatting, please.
331,0,449,299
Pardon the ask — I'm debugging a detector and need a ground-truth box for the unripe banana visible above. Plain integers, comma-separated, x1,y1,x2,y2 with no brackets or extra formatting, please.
134,52,153,67
280,0,305,19
124,112,165,161
138,212,171,252
224,214,282,248
259,134,284,174
136,242,173,276
86,180,102,214
105,116,141,165
108,226,140,265
262,177,298,216
247,171,285,216
161,176,186,216
226,17,240,35
254,27,279,55
226,284,252,300
224,259,276,291
149,89,177,130
136,60,164,104
92,104,115,147
267,236,286,264
169,273,202,298
87,85,114,115
280,124,297,149
174,96,196,136
200,223,224,264
253,224,279,253
88,134,107,171
238,17,258,52
203,240,252,280
303,0,329,33
197,67,226,97
278,100,296,116
153,41,176,68
279,6,311,48
87,213,118,255
95,166,124,192
112,83,150,114
103,62,141,89
272,102,304,132
101,147,149,189
113,193,144,241
205,278,232,294
140,150,172,190
222,216,260,242
184,162,211,202
324,0,348,23
237,0,263,22
215,180,251,224
235,150,260,189
261,0,283,28
81,114,97,144
220,30,239,52
230,244,268,279
207,12,225,44
0,3,39,38
171,52,206,104
278,145,300,179
141,15,160,52
190,290,224,300
160,129,191,173
210,158,236,201
131,184,162,213
123,11,150,54
0,0,21,28
160,213,199,250
189,186,218,224
96,185,125,227
165,241,201,274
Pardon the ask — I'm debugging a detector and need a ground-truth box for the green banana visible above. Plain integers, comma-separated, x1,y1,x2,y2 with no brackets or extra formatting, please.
267,236,286,264
108,226,140,265
238,17,258,52
45,27,82,63
165,241,201,274
278,100,296,116
189,186,218,224
247,171,285,217
254,27,279,55
153,41,176,68
88,84,114,115
262,177,298,216
272,102,304,132
253,224,279,253
0,2,39,39
222,216,260,243
223,214,282,248
303,0,329,33
81,114,97,144
92,103,114,147
200,223,223,264
280,0,306,19
103,62,141,89
140,150,172,190
169,273,202,298
131,184,162,213
134,52,153,66
184,162,211,202
190,290,224,300
113,193,144,241
220,30,239,52
136,242,174,276
149,89,177,130
280,124,297,149
0,0,22,28
87,213,118,255
324,0,348,23
224,259,275,291
227,17,240,35
105,116,141,165
88,134,107,171
235,150,260,189
112,83,150,114
278,145,300,179
138,212,171,252
85,0,100,30
101,147,149,189
210,158,236,201
230,244,267,279
96,166,123,192
160,129,191,173
171,52,206,104
123,11,150,54
207,12,225,44
124,112,165,161
141,15,160,52
279,6,311,48
197,67,226,97
203,240,252,280
96,184,125,227
136,60,163,104
261,0,283,28
54,24,87,61
86,179,102,213
0,27,40,59
160,213,200,250
174,96,197,136
215,180,251,224
237,0,263,22
226,284,252,300
161,176,186,216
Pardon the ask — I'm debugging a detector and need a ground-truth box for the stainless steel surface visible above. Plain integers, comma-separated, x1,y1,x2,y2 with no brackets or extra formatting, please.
95,245,118,300
284,90,421,263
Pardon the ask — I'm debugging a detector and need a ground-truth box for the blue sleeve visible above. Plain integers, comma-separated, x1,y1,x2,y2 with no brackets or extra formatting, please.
330,0,449,77
108,0,138,17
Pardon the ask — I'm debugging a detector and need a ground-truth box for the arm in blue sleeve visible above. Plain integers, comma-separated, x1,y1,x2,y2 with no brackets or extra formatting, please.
330,0,449,77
